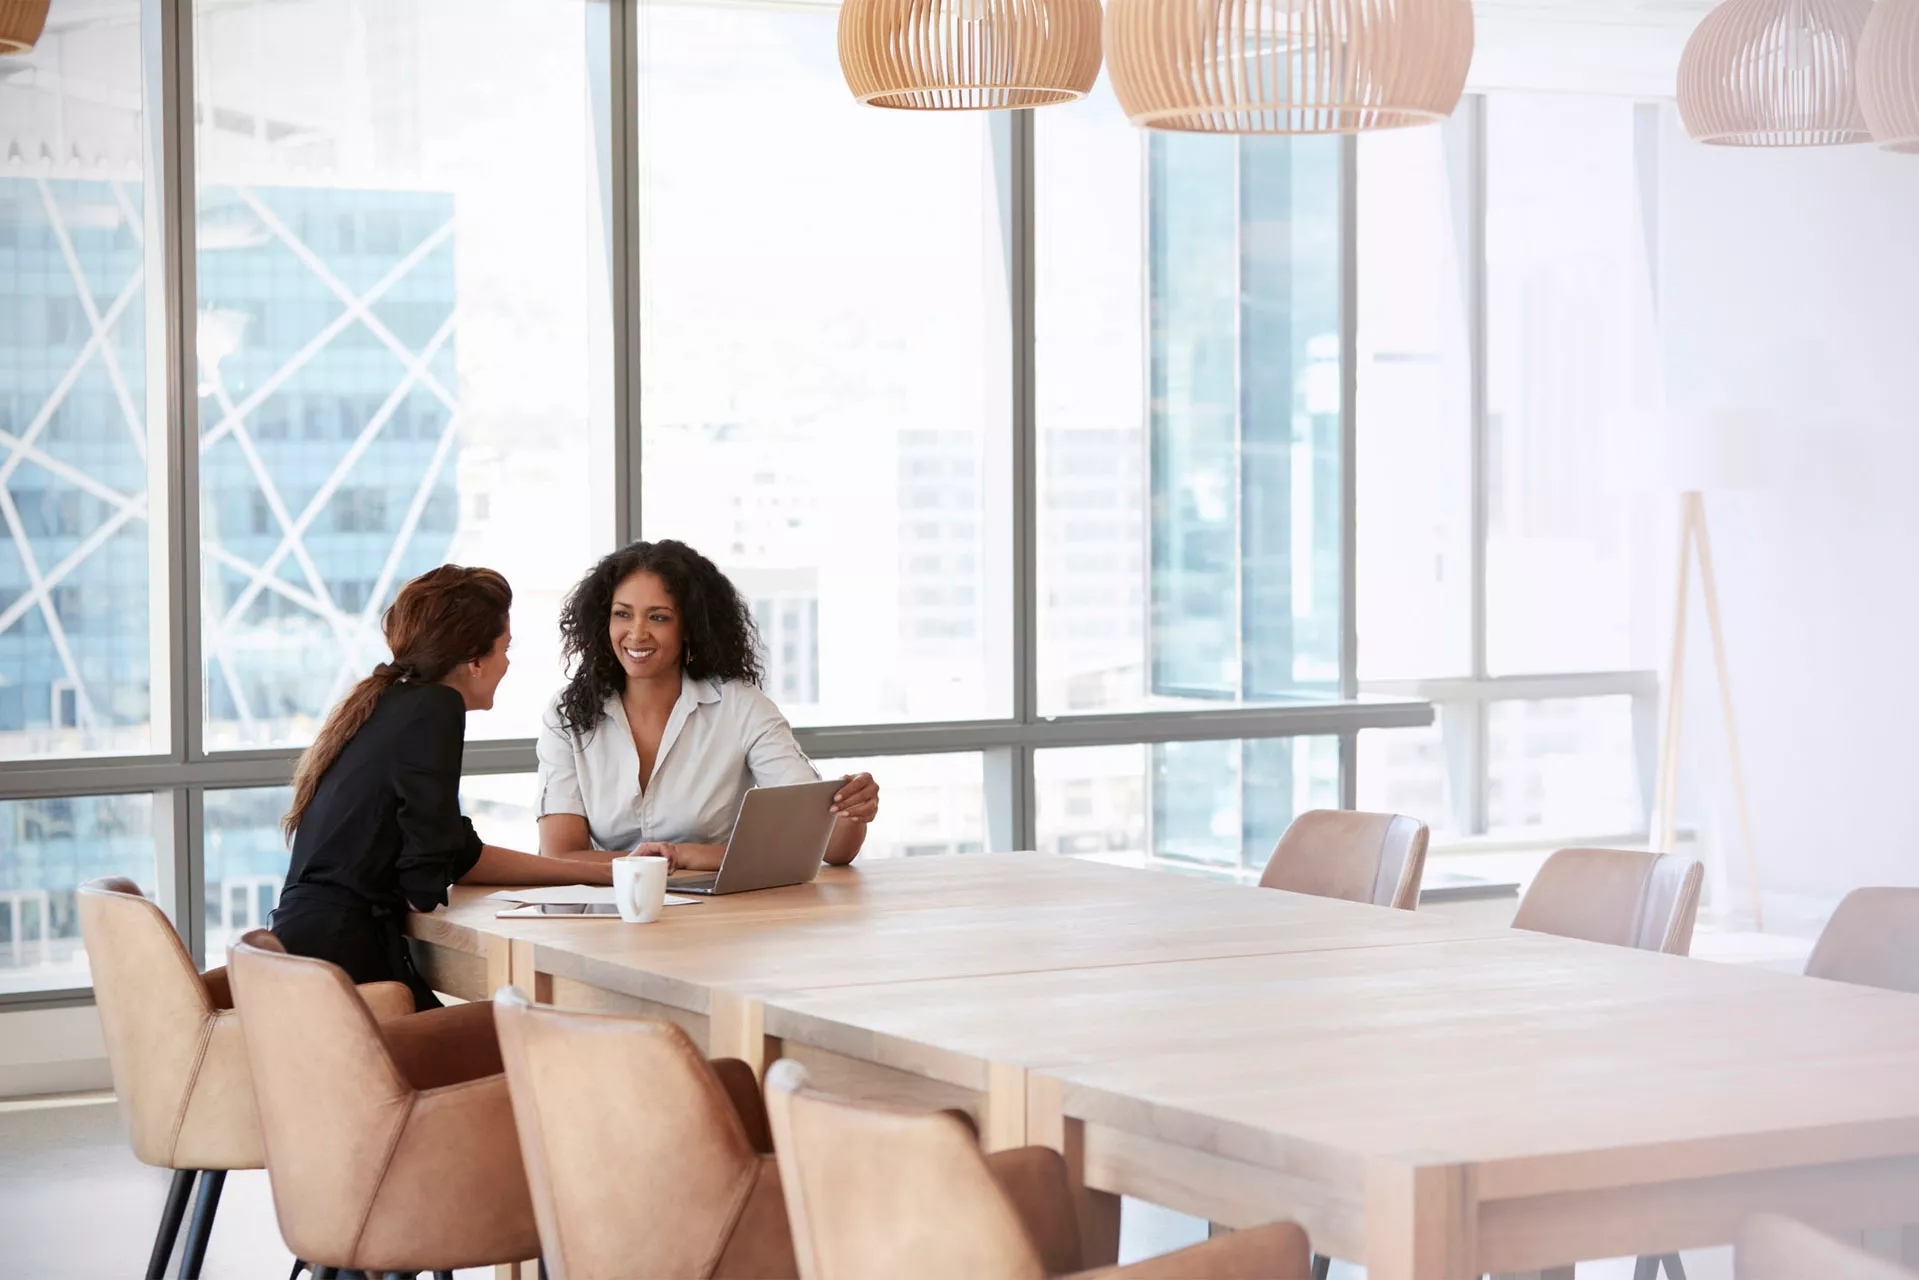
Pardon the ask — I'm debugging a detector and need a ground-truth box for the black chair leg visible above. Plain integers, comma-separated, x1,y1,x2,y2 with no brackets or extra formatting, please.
146,1169,197,1280
1310,1253,1332,1280
1662,1253,1688,1279
175,1169,226,1280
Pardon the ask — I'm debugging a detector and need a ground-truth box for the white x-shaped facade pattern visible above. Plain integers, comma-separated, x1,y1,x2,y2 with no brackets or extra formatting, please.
1,175,461,747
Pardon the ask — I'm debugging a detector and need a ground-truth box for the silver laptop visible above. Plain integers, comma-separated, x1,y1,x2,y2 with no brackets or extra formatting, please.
667,777,843,896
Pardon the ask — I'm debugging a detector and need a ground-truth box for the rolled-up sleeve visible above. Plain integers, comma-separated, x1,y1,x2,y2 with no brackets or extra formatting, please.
393,686,485,912
535,701,588,820
740,687,821,788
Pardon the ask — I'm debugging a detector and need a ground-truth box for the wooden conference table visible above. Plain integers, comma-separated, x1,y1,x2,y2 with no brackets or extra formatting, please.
406,852,1919,1280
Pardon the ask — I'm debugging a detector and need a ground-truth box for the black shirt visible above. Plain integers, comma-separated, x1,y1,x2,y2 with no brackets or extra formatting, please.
282,681,485,914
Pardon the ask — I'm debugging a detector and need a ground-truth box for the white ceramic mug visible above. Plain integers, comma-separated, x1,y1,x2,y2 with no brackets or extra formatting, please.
612,854,669,923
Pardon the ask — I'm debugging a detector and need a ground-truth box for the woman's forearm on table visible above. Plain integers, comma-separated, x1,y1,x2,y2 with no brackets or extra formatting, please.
461,844,614,885
543,846,624,865
823,818,866,866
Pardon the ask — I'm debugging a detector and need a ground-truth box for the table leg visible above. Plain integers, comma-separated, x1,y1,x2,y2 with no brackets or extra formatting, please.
1364,1161,1476,1280
710,989,781,1079
1026,1074,1120,1269
983,1061,1028,1154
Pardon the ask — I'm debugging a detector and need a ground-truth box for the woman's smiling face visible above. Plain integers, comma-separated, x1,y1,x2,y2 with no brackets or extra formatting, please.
608,570,683,681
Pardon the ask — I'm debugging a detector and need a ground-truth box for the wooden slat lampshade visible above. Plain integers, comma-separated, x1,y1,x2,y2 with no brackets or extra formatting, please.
1103,0,1474,134
1676,0,1874,146
0,0,50,54
1860,0,1919,152
837,0,1102,110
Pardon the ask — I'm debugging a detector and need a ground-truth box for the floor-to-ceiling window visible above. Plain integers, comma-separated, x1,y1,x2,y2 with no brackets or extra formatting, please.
1354,94,1660,850
1,4,1428,1001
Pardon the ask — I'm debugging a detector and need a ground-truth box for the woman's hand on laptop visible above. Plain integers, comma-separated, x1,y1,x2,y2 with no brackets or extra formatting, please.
829,773,880,824
633,841,726,873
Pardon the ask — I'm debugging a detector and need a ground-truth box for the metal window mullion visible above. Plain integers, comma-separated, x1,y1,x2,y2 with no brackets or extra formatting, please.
1004,107,1038,852
143,0,205,954
1337,134,1360,812
609,0,643,547
1465,94,1490,835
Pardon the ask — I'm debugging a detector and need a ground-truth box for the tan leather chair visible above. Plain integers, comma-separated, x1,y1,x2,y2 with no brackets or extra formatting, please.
492,987,794,1279
76,877,412,1280
1804,888,1919,994
226,929,540,1279
764,1059,1311,1280
1260,810,1430,910
1736,1214,1917,1280
1511,847,1704,956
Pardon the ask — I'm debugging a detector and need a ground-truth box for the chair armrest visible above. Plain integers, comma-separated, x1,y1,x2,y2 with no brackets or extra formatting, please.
354,981,415,1021
381,1000,503,1090
357,1071,540,1271
1073,1222,1311,1280
202,964,234,1009
709,1057,774,1154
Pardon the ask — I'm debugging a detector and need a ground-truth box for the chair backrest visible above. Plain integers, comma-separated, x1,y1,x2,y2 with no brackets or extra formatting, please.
1737,1214,1917,1280
493,988,766,1280
1259,810,1430,910
1511,848,1704,956
226,929,416,1257
764,1059,1047,1280
76,876,235,1167
1804,888,1919,994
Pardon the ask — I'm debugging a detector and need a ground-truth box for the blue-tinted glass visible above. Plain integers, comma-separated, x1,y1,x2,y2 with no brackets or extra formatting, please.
0,794,157,995
1145,134,1342,705
1,166,156,759
192,0,608,748
1037,737,1339,877
1147,135,1240,698
203,786,295,959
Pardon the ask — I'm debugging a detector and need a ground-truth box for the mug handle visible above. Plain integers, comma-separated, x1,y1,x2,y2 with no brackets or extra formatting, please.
616,859,640,917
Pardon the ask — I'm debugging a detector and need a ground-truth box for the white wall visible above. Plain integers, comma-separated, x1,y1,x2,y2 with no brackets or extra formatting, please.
0,1006,110,1099
1657,107,1919,916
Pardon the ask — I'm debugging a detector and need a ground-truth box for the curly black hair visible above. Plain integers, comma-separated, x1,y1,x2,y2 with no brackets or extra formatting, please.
554,540,764,738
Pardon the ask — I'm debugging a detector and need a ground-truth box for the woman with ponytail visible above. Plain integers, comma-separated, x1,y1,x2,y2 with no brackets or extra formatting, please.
273,564,611,1009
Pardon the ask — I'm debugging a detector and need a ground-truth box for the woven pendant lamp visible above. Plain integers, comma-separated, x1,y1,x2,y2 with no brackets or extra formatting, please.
0,0,50,54
1860,0,1919,152
1676,0,1873,146
1103,0,1474,134
838,0,1102,110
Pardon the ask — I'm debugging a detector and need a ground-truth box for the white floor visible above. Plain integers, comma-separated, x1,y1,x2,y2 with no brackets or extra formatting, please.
0,1093,497,1279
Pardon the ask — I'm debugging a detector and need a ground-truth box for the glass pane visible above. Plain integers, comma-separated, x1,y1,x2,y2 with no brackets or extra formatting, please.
0,794,157,994
1035,80,1344,715
637,4,1012,726
461,771,539,856
812,753,986,861
205,774,538,956
1,5,159,759
1355,721,1457,841
1355,125,1472,682
1486,696,1645,837
1035,737,1339,880
1485,94,1658,675
194,0,611,749
204,786,293,960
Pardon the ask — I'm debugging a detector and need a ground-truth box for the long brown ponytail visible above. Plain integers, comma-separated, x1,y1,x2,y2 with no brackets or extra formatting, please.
283,565,513,839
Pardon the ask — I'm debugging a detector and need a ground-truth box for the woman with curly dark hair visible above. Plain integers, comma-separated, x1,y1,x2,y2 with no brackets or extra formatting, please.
535,540,879,872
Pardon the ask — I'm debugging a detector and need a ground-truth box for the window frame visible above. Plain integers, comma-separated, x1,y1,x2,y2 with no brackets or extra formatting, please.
1354,95,1659,845
0,0,1429,1010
